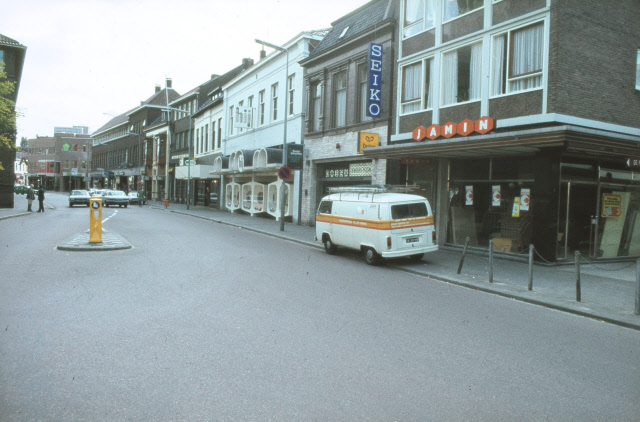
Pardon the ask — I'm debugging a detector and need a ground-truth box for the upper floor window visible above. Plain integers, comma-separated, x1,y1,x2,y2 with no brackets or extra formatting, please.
403,0,435,38
229,106,234,136
288,75,295,116
442,42,482,106
248,95,254,128
401,58,434,115
311,81,322,132
358,64,373,122
492,22,544,96
259,90,265,125
271,83,279,121
635,49,640,90
217,118,222,149
333,71,347,127
444,0,483,23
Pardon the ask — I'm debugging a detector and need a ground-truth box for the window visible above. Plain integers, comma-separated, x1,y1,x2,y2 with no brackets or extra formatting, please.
204,124,208,152
288,75,295,116
401,58,434,114
333,72,347,127
636,49,640,90
492,22,544,96
317,200,332,214
339,26,349,38
196,128,200,155
358,64,373,122
442,42,482,106
211,122,216,149
271,83,278,121
444,0,483,22
248,96,254,128
229,106,234,135
259,90,265,125
311,82,322,131
403,0,435,38
391,202,429,219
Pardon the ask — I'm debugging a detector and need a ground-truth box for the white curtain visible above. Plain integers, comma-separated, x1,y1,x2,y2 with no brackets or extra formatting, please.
404,0,423,25
510,24,544,92
335,74,346,127
425,58,434,109
469,43,482,100
492,35,506,96
442,51,458,105
424,0,436,28
402,62,422,113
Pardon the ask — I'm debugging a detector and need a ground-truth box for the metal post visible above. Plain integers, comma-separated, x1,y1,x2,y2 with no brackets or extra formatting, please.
575,251,581,302
187,114,192,210
457,236,470,274
489,239,494,283
279,48,289,232
635,259,640,315
528,244,534,291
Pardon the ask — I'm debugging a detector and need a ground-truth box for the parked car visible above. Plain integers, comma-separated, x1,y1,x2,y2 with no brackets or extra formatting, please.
14,185,28,194
103,190,129,207
69,189,91,207
127,191,146,205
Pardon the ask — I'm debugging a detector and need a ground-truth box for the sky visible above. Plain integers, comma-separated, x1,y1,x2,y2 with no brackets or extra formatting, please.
2,0,369,142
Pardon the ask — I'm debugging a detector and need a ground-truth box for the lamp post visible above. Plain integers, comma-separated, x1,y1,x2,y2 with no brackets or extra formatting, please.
255,38,288,232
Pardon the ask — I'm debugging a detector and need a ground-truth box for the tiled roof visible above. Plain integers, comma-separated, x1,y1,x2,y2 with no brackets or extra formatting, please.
0,34,26,48
309,0,393,57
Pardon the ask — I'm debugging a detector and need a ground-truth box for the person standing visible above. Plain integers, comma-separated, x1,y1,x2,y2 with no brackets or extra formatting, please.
37,186,45,212
26,184,35,212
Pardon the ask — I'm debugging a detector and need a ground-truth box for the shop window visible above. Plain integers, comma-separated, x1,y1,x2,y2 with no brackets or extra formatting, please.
492,22,544,96
492,158,533,180
442,42,482,106
450,158,489,180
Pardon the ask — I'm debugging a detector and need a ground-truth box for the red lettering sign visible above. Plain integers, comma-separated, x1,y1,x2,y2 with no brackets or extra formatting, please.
413,117,495,141
426,124,441,140
412,126,427,142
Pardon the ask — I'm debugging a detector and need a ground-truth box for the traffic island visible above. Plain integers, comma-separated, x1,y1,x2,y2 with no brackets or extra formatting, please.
57,230,132,252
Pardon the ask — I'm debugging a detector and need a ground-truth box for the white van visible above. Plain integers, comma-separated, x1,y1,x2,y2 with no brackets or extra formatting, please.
315,187,438,265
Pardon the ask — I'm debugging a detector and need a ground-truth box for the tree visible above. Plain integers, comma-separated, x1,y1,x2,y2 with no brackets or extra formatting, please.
0,63,17,172
20,136,27,150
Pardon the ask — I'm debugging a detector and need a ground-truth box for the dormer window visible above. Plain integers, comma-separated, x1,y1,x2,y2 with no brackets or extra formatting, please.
339,26,349,38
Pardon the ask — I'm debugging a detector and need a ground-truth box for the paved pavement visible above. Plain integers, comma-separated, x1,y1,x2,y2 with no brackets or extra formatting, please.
3,193,640,330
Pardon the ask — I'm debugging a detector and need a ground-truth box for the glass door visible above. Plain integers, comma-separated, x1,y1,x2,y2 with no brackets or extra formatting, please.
557,181,598,260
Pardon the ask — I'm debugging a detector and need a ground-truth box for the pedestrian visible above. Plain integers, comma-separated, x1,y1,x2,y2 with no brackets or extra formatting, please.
26,184,35,212
37,186,45,212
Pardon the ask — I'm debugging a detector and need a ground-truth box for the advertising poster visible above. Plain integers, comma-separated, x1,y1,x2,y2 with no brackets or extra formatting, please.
601,193,622,217
465,186,473,205
492,185,501,206
512,197,520,217
520,188,530,211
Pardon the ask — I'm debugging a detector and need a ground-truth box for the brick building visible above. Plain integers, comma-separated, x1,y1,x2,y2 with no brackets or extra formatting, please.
363,0,640,262
299,0,397,226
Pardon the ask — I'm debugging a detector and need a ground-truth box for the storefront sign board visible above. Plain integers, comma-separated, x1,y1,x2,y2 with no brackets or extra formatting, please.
401,158,432,165
465,186,473,205
412,117,495,141
492,185,501,206
287,144,304,170
601,193,622,217
358,132,379,154
520,188,530,211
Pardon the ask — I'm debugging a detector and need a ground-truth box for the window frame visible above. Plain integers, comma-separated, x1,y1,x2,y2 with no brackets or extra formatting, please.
271,83,278,122
358,63,373,122
443,0,484,24
258,90,265,126
635,48,640,91
441,41,483,107
402,0,436,39
333,71,347,128
288,74,295,116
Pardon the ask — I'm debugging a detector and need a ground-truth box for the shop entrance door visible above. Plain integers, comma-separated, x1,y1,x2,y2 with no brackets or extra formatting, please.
557,182,598,260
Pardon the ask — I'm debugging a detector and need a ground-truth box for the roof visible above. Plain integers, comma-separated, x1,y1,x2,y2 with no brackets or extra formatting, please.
0,34,26,49
92,87,180,135
308,0,394,57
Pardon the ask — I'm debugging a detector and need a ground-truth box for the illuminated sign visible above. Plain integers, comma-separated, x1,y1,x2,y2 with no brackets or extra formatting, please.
412,117,495,141
367,43,383,118
358,132,379,154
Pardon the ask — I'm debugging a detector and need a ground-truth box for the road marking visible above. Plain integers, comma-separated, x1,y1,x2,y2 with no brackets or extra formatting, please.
103,210,117,224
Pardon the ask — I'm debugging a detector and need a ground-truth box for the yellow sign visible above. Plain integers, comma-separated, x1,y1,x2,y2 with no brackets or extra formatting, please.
601,193,622,217
358,132,379,154
512,196,520,218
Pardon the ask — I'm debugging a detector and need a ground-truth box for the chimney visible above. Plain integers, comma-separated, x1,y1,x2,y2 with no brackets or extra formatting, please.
166,78,172,88
259,49,266,60
155,85,161,93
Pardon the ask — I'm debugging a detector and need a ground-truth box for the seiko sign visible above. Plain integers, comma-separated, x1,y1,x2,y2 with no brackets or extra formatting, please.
367,43,383,118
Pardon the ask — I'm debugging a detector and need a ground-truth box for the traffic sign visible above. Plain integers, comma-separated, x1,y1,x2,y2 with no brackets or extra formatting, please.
184,159,196,166
278,166,292,180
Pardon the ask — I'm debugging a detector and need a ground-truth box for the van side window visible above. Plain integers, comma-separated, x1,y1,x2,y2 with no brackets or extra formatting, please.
391,202,428,219
317,200,332,214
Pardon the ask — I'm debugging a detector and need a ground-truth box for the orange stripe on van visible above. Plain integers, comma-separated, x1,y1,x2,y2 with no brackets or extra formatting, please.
316,214,434,230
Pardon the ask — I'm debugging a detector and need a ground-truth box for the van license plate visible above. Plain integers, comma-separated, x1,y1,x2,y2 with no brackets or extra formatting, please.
406,237,419,243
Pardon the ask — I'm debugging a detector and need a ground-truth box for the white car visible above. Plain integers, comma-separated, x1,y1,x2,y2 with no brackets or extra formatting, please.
69,190,91,207
103,190,129,207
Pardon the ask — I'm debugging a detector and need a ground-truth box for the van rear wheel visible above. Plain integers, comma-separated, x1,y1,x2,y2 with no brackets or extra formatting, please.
324,237,337,255
364,248,382,266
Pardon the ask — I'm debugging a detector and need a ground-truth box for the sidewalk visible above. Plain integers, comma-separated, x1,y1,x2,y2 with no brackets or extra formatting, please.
3,195,639,330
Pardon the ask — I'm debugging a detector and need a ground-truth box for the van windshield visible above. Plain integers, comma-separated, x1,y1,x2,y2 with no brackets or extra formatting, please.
391,202,428,219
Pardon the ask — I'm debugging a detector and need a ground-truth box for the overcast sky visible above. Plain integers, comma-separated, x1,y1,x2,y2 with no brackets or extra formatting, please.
2,0,369,141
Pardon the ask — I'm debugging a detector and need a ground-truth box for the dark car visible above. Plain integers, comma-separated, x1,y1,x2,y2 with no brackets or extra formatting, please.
69,189,91,207
103,190,129,207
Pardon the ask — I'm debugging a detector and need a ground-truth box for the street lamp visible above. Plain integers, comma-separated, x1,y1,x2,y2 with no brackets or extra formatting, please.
255,38,288,232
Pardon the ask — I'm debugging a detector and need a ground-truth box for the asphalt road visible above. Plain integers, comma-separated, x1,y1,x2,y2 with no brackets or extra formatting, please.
1,193,639,421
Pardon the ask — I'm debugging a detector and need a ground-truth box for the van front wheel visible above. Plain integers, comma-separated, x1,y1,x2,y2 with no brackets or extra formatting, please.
324,237,337,255
364,248,382,266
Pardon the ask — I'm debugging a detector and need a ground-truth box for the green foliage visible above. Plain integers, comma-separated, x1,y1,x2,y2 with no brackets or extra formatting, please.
0,62,17,171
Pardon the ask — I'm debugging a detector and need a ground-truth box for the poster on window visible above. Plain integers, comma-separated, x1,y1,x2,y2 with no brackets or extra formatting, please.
601,193,622,217
512,197,520,217
520,188,530,211
465,185,473,205
492,185,501,206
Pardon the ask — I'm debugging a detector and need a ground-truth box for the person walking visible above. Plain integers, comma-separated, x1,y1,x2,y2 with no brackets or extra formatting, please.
26,184,35,212
37,186,45,212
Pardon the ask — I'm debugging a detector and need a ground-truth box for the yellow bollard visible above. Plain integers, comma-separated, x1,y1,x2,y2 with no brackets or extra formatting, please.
89,197,102,243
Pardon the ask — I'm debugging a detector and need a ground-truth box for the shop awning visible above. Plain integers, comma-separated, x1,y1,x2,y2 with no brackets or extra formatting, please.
364,125,640,160
175,165,215,179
